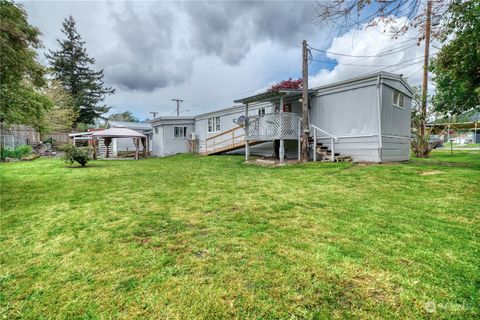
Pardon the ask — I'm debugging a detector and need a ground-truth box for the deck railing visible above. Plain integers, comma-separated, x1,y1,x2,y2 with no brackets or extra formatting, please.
245,112,301,141
204,126,245,154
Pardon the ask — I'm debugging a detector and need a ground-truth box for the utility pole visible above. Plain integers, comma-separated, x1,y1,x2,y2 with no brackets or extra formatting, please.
301,40,309,162
149,112,159,119
171,98,184,116
420,0,432,137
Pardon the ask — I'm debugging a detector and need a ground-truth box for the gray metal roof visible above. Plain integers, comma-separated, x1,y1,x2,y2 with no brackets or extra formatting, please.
194,105,242,119
234,90,315,104
233,72,413,105
310,71,414,94
150,116,195,126
107,120,152,130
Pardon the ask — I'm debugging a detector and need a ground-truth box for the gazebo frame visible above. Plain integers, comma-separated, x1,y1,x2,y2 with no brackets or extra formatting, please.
91,128,147,160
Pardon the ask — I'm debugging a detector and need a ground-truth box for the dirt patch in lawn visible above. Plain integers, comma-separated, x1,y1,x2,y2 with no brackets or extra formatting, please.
420,170,443,176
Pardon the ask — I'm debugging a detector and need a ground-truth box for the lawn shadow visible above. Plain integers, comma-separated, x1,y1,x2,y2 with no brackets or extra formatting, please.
63,163,109,169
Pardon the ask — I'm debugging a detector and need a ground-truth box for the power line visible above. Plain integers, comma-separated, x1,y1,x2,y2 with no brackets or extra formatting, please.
308,42,418,58
406,65,424,78
309,55,424,67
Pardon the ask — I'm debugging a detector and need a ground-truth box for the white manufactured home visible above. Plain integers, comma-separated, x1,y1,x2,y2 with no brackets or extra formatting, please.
151,116,195,157
151,72,413,163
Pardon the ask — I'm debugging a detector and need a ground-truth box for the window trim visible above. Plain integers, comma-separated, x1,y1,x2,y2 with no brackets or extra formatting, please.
173,126,187,139
392,90,405,109
207,116,221,133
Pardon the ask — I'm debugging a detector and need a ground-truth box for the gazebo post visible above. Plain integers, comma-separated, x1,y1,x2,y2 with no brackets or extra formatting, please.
134,138,139,160
104,137,112,158
92,138,97,160
92,128,146,160
141,137,146,158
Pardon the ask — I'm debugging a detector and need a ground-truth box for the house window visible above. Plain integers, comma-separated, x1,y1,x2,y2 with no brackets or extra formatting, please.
393,90,405,108
174,126,187,138
258,107,266,116
155,127,158,134
208,116,221,133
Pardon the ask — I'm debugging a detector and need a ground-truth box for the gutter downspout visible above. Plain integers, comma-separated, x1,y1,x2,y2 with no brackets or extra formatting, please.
376,74,383,162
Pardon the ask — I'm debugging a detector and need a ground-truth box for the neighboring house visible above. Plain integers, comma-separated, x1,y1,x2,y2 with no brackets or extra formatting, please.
151,72,413,163
105,120,152,156
151,117,195,156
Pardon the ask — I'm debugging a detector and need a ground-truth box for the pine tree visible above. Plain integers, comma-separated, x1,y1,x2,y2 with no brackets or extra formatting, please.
46,16,114,126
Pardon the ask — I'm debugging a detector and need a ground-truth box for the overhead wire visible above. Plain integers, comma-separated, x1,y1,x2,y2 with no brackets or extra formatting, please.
308,42,418,58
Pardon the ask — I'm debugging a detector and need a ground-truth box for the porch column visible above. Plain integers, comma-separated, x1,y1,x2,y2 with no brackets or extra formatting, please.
279,96,285,164
245,103,250,161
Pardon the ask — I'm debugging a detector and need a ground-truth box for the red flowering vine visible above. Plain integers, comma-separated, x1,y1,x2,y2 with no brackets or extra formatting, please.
267,78,302,92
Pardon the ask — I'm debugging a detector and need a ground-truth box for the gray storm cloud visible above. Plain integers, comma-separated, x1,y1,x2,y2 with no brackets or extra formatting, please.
103,1,320,91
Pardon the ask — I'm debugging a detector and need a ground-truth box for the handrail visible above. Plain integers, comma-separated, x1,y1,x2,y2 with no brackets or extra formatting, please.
205,125,245,154
310,124,338,141
310,124,338,162
206,125,243,141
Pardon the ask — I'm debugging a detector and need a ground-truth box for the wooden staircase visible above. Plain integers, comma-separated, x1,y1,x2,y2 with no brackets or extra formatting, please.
308,137,352,162
204,126,263,155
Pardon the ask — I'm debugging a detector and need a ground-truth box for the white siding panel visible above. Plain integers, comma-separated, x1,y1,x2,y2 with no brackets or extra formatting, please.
311,85,379,137
317,136,380,162
381,85,412,137
161,124,194,156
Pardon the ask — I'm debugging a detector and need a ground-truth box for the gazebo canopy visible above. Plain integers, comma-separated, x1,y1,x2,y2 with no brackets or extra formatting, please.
91,127,146,138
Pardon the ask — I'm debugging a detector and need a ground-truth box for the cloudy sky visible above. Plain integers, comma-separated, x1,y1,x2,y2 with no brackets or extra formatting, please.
22,0,434,120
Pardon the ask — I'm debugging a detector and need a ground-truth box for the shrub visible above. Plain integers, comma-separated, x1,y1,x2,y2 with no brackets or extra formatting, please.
59,144,91,167
0,144,32,160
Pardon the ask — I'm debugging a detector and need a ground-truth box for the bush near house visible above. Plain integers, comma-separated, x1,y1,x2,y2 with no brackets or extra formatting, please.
0,144,32,160
59,144,91,167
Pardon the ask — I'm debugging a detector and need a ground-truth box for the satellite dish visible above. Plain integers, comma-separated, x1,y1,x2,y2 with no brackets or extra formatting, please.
234,115,248,126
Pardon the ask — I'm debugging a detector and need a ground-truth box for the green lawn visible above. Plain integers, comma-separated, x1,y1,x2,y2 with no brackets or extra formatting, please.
1,150,479,319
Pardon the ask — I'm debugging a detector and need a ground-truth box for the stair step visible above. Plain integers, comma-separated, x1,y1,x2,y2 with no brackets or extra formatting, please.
316,150,340,156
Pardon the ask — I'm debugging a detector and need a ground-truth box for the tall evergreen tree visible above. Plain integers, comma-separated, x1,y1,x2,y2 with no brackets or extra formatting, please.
46,16,114,126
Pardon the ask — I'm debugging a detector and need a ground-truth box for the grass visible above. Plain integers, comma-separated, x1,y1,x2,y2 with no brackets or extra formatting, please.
1,150,479,319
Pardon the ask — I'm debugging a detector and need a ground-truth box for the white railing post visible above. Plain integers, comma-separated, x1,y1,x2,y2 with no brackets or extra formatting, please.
297,118,301,161
313,127,317,162
331,137,335,162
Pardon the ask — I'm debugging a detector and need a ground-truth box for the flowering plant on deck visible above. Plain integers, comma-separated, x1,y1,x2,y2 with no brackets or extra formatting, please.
267,78,302,92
